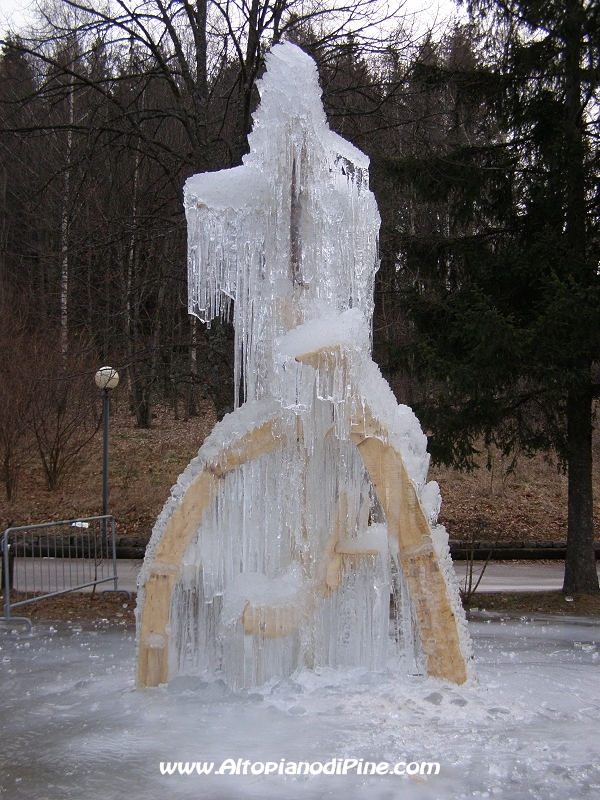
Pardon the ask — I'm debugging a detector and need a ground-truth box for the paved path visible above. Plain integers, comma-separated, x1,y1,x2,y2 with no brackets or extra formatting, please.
4,558,143,598
7,559,600,597
452,562,594,593
109,559,142,593
114,560,600,594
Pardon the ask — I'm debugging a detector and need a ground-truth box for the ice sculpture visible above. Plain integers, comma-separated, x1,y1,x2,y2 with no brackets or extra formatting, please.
136,42,470,689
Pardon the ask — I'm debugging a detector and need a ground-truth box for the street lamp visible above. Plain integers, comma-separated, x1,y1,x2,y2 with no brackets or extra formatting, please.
95,366,119,520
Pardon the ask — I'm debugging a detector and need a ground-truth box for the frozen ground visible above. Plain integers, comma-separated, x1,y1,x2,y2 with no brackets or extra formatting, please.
1,614,599,800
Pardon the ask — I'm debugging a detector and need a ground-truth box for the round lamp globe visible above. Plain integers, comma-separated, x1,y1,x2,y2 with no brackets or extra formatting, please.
95,366,120,391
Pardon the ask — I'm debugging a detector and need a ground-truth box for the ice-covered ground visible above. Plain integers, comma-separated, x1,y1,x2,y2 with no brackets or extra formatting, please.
1,614,599,800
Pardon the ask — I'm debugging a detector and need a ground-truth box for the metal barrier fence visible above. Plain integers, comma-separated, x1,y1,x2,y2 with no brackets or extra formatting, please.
1,516,121,626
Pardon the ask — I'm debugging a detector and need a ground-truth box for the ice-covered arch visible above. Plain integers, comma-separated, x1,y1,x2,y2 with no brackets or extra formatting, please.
136,42,471,689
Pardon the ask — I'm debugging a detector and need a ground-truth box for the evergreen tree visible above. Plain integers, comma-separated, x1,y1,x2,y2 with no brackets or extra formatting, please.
387,4,600,593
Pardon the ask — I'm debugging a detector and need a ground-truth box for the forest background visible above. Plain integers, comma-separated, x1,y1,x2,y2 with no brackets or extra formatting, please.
0,0,598,593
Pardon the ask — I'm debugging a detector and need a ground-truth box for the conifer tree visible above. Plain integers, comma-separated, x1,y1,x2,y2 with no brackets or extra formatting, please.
388,4,600,593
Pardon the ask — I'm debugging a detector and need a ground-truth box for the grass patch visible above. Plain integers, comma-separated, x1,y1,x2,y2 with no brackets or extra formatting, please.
465,591,600,616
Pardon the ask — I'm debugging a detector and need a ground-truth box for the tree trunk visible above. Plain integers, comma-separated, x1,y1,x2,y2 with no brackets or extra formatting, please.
191,0,209,170
562,0,598,593
230,0,262,166
185,315,198,419
60,82,73,358
132,378,152,428
563,386,599,593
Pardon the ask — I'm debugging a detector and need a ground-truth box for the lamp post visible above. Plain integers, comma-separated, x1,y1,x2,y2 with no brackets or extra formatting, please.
95,367,119,520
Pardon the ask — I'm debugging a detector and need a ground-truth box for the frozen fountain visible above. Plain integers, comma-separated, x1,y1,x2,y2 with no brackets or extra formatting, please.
136,42,470,690
3,43,598,800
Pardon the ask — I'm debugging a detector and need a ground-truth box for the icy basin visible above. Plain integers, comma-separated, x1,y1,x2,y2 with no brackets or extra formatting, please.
1,614,599,799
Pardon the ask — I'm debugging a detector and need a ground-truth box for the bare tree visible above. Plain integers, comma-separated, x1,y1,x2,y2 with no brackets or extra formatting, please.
0,0,425,426
27,339,102,490
0,297,34,500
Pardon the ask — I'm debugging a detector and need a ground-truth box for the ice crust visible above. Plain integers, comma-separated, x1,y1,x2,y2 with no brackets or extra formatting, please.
138,42,470,689
5,617,600,800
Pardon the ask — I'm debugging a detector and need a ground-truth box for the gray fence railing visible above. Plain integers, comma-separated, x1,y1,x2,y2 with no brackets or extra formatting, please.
1,515,122,626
